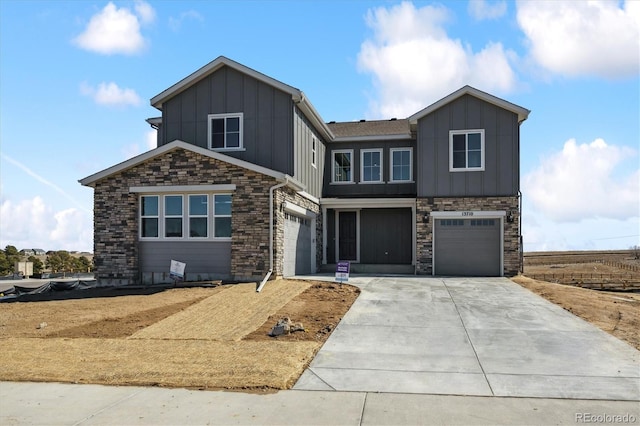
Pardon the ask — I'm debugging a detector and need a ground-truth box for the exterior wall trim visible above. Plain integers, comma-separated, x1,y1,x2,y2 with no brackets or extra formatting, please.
431,210,506,218
283,201,317,218
321,198,416,208
333,134,413,142
130,184,237,193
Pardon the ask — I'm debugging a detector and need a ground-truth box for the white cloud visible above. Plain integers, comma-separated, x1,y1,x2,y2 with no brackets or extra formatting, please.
523,138,639,222
0,197,93,253
517,0,640,78
80,81,142,107
468,0,507,20
122,129,157,160
357,1,518,118
73,1,155,55
169,10,204,32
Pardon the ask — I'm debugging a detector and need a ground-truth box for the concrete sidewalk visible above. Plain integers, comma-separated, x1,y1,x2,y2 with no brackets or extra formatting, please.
2,381,639,425
294,277,640,400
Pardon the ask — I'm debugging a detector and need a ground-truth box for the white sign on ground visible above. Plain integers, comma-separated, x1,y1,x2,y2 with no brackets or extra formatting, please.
335,261,350,283
170,260,186,281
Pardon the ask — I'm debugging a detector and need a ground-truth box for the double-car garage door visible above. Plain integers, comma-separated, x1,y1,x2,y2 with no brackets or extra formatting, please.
434,218,501,276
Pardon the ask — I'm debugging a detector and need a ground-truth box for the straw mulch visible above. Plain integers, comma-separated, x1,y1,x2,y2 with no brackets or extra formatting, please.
130,279,312,341
0,279,331,391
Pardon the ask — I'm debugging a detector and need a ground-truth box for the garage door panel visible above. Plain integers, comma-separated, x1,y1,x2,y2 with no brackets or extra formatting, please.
283,213,311,277
434,219,501,276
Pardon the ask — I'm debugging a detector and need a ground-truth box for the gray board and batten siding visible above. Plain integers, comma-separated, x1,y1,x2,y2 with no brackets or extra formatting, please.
416,94,520,197
160,65,295,177
293,107,326,199
139,240,231,284
322,138,417,198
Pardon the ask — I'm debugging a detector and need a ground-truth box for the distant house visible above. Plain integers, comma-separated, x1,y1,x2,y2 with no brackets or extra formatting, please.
80,56,529,285
33,249,46,256
20,249,35,256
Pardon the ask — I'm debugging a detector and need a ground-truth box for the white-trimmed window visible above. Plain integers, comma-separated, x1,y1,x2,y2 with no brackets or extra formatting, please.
390,148,412,182
311,137,317,168
208,113,243,150
450,129,485,171
141,195,159,238
164,195,183,238
332,149,354,183
139,193,232,240
189,195,208,238
361,149,383,183
214,194,232,238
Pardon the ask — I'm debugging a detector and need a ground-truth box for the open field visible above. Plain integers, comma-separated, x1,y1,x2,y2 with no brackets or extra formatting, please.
523,250,640,291
518,250,640,350
0,279,359,391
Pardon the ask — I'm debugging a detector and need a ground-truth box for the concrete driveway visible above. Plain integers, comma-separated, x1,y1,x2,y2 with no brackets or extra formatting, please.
294,277,640,400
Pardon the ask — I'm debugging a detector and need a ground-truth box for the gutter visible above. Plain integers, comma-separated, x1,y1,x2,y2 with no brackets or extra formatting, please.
257,176,304,292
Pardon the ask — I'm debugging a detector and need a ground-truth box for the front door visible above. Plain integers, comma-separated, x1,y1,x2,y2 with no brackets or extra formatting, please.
338,211,357,261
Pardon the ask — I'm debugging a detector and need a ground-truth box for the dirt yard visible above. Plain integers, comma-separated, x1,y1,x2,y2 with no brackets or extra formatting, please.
0,279,359,391
517,250,640,350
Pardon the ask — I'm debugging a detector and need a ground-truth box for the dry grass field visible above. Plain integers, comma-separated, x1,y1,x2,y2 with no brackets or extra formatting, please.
517,250,640,350
0,279,359,391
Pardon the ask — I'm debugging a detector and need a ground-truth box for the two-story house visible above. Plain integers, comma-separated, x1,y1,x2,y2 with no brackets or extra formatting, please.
80,56,529,285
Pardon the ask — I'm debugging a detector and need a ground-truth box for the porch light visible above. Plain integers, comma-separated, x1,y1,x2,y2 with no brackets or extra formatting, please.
507,211,515,223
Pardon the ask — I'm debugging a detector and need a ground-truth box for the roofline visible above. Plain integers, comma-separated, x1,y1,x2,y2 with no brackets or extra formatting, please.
332,134,413,143
408,85,530,124
296,93,334,141
150,56,303,109
78,140,305,191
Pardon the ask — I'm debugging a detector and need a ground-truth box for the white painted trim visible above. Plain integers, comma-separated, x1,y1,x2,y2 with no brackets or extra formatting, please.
130,184,236,193
321,197,416,209
333,134,412,142
430,210,506,218
322,207,327,265
449,129,485,172
297,191,319,205
80,140,306,192
282,201,316,219
408,85,530,124
360,148,383,184
207,112,244,150
331,149,355,184
389,147,413,183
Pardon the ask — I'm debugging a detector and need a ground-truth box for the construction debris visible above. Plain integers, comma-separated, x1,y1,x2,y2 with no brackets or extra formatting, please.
269,317,304,337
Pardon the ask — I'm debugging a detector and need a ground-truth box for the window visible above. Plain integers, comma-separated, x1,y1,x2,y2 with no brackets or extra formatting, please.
390,148,412,182
471,219,496,226
450,129,485,171
332,150,353,183
139,193,232,240
311,137,317,168
214,194,232,238
441,219,464,226
208,113,243,150
189,195,208,238
141,196,159,238
164,195,183,238
361,149,383,183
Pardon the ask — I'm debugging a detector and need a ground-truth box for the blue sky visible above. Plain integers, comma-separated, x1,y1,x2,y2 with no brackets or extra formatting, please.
1,0,638,253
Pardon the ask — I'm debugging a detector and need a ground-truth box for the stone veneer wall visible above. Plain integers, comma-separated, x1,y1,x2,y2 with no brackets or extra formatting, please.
92,148,279,285
273,187,321,276
415,196,520,276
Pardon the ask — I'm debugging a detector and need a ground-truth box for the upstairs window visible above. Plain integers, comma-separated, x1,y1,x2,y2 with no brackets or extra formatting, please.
332,150,353,183
208,113,243,150
390,148,413,182
450,129,484,171
361,149,383,183
311,137,317,168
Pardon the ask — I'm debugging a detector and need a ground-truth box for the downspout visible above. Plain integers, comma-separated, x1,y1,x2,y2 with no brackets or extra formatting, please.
257,179,288,292
518,190,523,274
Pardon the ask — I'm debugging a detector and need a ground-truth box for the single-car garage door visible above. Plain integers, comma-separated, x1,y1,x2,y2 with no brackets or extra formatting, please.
434,218,501,276
283,212,312,277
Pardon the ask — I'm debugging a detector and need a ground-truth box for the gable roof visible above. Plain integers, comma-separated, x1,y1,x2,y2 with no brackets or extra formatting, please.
408,85,530,124
78,140,305,191
328,119,412,141
149,56,333,141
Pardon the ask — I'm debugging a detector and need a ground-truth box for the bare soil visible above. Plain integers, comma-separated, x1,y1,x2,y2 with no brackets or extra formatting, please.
0,279,360,391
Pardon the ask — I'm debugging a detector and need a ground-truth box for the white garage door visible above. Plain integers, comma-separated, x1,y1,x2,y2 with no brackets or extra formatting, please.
283,212,311,277
434,218,501,276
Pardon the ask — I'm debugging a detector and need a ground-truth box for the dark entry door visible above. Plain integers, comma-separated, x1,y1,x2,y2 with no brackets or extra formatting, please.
339,211,357,261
